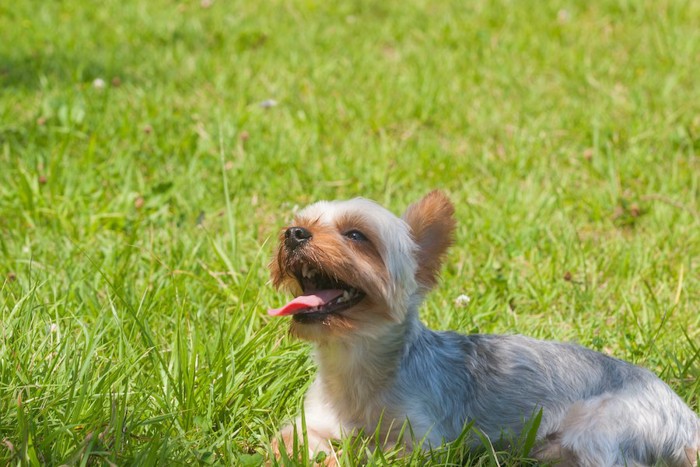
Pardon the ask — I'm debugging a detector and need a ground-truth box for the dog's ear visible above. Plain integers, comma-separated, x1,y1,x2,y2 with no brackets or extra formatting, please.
402,190,456,290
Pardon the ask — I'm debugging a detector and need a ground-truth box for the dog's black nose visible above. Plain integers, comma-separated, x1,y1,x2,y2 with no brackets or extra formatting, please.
285,226,312,250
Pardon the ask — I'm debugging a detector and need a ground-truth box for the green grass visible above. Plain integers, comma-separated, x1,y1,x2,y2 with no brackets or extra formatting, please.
1,0,699,464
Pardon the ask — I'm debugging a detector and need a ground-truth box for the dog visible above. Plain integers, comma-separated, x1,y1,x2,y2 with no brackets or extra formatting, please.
268,191,699,466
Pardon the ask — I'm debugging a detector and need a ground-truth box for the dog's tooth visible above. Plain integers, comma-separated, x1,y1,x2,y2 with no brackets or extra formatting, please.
302,263,309,278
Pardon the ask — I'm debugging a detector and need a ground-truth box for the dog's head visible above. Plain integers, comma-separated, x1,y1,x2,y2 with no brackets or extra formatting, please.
268,191,455,342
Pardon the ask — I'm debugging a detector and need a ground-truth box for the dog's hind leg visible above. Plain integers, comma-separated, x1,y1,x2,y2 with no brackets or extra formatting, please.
549,392,697,467
531,432,581,466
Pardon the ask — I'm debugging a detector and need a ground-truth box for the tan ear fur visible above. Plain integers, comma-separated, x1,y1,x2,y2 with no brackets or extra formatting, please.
402,190,456,290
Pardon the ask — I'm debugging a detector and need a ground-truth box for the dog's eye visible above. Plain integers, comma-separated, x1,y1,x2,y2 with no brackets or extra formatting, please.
343,230,368,242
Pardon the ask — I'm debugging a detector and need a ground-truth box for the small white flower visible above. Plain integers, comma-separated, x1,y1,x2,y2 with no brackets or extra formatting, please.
93,78,106,89
557,9,570,23
259,99,278,108
454,294,471,308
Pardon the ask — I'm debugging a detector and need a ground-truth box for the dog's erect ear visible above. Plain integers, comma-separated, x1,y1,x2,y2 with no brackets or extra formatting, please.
402,190,456,290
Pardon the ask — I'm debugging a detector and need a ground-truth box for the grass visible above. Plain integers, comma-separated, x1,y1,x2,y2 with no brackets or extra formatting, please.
1,0,699,464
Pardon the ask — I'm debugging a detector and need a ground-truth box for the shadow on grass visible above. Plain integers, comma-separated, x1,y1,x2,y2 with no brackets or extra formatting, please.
0,52,124,90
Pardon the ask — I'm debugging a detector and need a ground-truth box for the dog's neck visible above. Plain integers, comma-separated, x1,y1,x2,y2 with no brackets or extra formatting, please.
312,306,423,424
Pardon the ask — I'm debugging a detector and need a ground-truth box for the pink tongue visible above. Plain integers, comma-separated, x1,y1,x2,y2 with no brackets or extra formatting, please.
268,289,345,316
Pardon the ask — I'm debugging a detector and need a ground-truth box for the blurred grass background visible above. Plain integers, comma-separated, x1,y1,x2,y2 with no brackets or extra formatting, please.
1,0,699,464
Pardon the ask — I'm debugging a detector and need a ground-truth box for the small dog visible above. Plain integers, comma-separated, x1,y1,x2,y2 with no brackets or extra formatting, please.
268,191,699,466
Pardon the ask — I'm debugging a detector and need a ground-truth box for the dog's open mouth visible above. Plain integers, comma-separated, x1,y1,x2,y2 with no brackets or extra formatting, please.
268,263,365,321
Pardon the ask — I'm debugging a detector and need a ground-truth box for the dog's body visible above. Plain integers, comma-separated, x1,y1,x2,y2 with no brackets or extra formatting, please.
269,192,699,466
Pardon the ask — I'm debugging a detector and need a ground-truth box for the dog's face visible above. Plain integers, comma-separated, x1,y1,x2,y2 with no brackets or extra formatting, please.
268,191,455,342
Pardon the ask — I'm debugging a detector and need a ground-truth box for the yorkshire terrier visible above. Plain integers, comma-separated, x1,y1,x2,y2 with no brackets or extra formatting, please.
268,191,699,466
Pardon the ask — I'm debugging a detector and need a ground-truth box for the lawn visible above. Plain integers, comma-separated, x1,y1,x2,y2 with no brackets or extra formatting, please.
1,0,699,464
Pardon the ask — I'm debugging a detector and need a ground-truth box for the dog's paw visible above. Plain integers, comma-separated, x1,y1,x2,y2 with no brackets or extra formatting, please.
270,425,338,466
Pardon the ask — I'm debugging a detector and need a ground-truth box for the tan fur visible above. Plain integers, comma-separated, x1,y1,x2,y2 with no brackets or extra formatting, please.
684,446,698,467
402,190,456,290
334,213,385,270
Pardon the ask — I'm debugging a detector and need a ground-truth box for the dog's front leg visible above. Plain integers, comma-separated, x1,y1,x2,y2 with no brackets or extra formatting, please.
272,420,337,465
272,379,343,465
